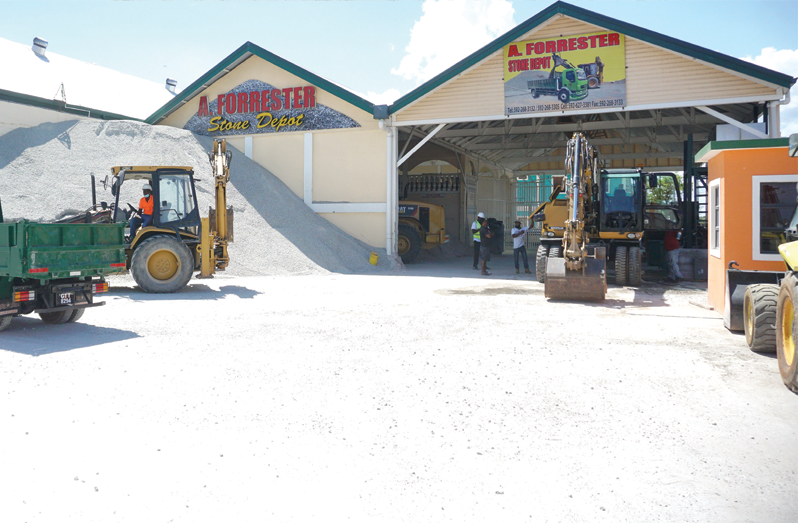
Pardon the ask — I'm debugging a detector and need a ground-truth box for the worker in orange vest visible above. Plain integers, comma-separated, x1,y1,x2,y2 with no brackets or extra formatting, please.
129,183,154,239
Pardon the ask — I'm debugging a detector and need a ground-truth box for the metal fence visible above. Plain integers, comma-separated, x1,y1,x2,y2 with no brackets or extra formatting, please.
514,175,558,253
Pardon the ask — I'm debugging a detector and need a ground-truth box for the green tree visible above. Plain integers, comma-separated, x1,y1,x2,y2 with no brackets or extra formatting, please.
646,173,683,205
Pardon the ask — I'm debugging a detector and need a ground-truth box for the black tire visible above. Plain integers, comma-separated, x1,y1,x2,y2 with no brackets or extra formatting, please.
531,90,540,99
615,246,628,286
776,276,798,392
743,284,779,353
39,310,71,324
397,223,422,264
535,244,549,283
627,246,642,287
0,316,11,332
66,307,86,324
588,77,599,88
557,89,570,104
131,235,194,293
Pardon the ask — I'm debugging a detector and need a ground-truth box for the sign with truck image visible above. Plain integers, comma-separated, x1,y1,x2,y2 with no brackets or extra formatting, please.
504,31,626,115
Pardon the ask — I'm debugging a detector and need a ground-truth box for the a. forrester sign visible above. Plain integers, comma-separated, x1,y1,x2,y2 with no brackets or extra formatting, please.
184,79,360,136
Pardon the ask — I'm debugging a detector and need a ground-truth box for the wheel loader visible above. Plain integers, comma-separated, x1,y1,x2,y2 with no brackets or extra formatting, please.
397,201,449,263
103,139,233,293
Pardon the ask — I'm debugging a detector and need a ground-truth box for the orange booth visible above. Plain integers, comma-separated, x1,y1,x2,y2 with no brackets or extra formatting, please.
696,138,798,325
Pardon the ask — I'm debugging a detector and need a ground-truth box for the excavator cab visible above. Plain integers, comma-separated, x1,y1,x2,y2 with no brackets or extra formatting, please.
599,170,643,233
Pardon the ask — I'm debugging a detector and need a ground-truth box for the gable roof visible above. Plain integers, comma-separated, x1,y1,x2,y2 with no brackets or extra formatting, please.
145,41,375,125
388,0,796,116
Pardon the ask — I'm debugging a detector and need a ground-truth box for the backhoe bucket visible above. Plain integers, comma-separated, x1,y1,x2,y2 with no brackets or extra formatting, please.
545,257,607,301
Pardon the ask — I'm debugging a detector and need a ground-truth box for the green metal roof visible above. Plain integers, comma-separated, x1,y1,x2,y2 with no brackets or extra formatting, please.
0,87,140,122
145,41,374,125
388,0,796,116
695,138,790,163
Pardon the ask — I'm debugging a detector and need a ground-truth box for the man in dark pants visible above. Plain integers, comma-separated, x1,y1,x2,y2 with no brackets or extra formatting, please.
511,220,532,274
478,216,494,276
471,212,485,270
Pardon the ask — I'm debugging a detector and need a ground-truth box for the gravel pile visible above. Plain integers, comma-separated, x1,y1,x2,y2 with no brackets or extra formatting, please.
0,119,398,276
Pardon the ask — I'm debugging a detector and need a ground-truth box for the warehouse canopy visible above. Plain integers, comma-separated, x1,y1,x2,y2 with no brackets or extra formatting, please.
387,1,797,176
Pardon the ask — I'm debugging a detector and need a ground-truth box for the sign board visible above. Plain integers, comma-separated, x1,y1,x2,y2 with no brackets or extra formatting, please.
184,79,361,136
503,31,626,115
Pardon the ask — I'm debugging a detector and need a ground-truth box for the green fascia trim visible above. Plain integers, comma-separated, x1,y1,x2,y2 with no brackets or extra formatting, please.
695,138,790,163
0,88,140,122
388,1,796,116
145,41,374,124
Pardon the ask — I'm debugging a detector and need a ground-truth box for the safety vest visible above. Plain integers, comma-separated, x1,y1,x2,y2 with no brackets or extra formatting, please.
472,221,481,241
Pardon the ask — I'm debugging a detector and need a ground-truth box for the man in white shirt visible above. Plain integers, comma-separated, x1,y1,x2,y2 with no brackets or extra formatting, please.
511,220,532,274
471,212,485,270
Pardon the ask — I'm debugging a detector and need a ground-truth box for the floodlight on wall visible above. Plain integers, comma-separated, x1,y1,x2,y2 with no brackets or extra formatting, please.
32,37,48,58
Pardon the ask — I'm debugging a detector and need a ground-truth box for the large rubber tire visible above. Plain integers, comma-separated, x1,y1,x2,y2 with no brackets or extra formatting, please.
627,246,642,287
549,246,561,258
744,284,779,353
588,77,599,89
614,246,628,286
557,89,570,104
66,307,86,324
776,276,798,392
0,316,12,332
535,244,549,283
397,223,422,264
131,235,194,293
39,310,71,324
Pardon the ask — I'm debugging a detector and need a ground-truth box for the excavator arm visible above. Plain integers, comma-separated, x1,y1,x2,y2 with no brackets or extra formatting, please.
200,139,234,277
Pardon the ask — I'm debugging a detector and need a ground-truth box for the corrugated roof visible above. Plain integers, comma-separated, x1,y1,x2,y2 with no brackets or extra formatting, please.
0,36,176,120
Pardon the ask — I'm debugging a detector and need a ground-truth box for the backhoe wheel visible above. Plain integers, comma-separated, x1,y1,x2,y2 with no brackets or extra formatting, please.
614,246,628,286
131,235,194,293
39,310,71,324
776,276,798,392
397,223,422,264
0,316,12,332
744,284,779,353
66,308,86,324
535,244,549,283
627,246,642,286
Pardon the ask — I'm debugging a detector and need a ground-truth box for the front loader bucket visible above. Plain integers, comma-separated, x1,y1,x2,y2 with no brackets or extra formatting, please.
545,257,607,301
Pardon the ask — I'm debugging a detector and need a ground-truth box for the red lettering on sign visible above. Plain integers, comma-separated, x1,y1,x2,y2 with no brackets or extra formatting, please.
589,35,600,48
557,39,567,52
270,89,282,111
304,86,316,108
546,41,556,54
608,33,620,46
507,44,522,57
249,91,261,112
577,37,588,50
293,87,302,109
568,38,577,51
526,43,535,56
282,88,293,110
217,94,225,115
599,34,608,47
238,92,249,113
197,96,209,117
534,42,544,55
225,93,236,114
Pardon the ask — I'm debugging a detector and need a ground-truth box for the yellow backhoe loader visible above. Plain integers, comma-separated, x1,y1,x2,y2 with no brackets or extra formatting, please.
104,139,233,293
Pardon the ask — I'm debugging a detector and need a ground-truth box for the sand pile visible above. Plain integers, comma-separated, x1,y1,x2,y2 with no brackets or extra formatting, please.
0,120,398,276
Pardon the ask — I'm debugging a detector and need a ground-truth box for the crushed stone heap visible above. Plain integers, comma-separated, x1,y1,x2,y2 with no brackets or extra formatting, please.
0,120,397,276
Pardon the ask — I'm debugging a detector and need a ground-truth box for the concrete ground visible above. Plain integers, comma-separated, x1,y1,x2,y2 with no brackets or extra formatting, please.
1,253,796,523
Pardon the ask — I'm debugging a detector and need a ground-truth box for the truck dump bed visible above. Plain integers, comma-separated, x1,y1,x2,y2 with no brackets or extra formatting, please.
0,221,126,279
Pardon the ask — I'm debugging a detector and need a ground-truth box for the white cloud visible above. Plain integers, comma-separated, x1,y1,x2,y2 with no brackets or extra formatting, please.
741,47,798,136
392,0,516,85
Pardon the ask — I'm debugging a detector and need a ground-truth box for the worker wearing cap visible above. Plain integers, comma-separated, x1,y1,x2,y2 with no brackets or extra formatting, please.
129,183,154,239
471,212,485,270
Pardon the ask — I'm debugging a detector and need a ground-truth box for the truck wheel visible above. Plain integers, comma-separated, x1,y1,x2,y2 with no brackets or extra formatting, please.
67,308,86,323
776,276,798,392
744,284,779,353
531,90,540,99
0,316,11,332
397,223,422,264
535,244,549,283
628,246,642,286
557,89,570,104
39,310,71,324
131,235,194,293
614,246,628,286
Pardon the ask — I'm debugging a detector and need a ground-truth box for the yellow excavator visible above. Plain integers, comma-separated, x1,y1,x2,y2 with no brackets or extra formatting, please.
104,139,233,293
535,133,607,300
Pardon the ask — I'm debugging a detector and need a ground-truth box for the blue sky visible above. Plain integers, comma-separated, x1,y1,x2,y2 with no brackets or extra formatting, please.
1,0,797,129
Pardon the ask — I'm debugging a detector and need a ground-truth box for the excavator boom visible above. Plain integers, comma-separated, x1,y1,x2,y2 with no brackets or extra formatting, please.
200,139,233,277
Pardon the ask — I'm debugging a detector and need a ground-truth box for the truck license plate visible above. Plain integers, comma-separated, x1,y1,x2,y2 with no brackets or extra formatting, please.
59,293,73,305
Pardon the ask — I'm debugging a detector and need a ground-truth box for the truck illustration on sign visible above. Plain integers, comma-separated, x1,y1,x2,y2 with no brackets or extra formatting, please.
528,53,603,104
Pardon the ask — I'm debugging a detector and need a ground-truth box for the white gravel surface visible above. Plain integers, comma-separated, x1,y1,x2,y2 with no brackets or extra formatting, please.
1,254,796,523
0,120,397,276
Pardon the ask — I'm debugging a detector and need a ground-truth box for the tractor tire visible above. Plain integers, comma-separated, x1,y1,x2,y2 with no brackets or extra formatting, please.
535,244,549,283
557,89,570,104
588,78,599,89
627,246,642,286
66,307,86,324
131,235,194,293
397,223,422,264
549,246,561,258
39,310,72,324
614,246,628,286
743,284,779,353
0,316,12,332
776,275,798,392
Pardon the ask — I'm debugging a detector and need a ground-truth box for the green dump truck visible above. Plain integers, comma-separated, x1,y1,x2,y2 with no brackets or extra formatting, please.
528,67,589,104
0,197,126,333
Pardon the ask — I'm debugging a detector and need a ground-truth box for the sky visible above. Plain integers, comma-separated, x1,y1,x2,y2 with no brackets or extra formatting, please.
1,0,797,132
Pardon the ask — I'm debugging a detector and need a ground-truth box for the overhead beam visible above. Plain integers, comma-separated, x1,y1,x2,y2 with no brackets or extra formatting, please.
696,105,768,139
397,123,446,167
